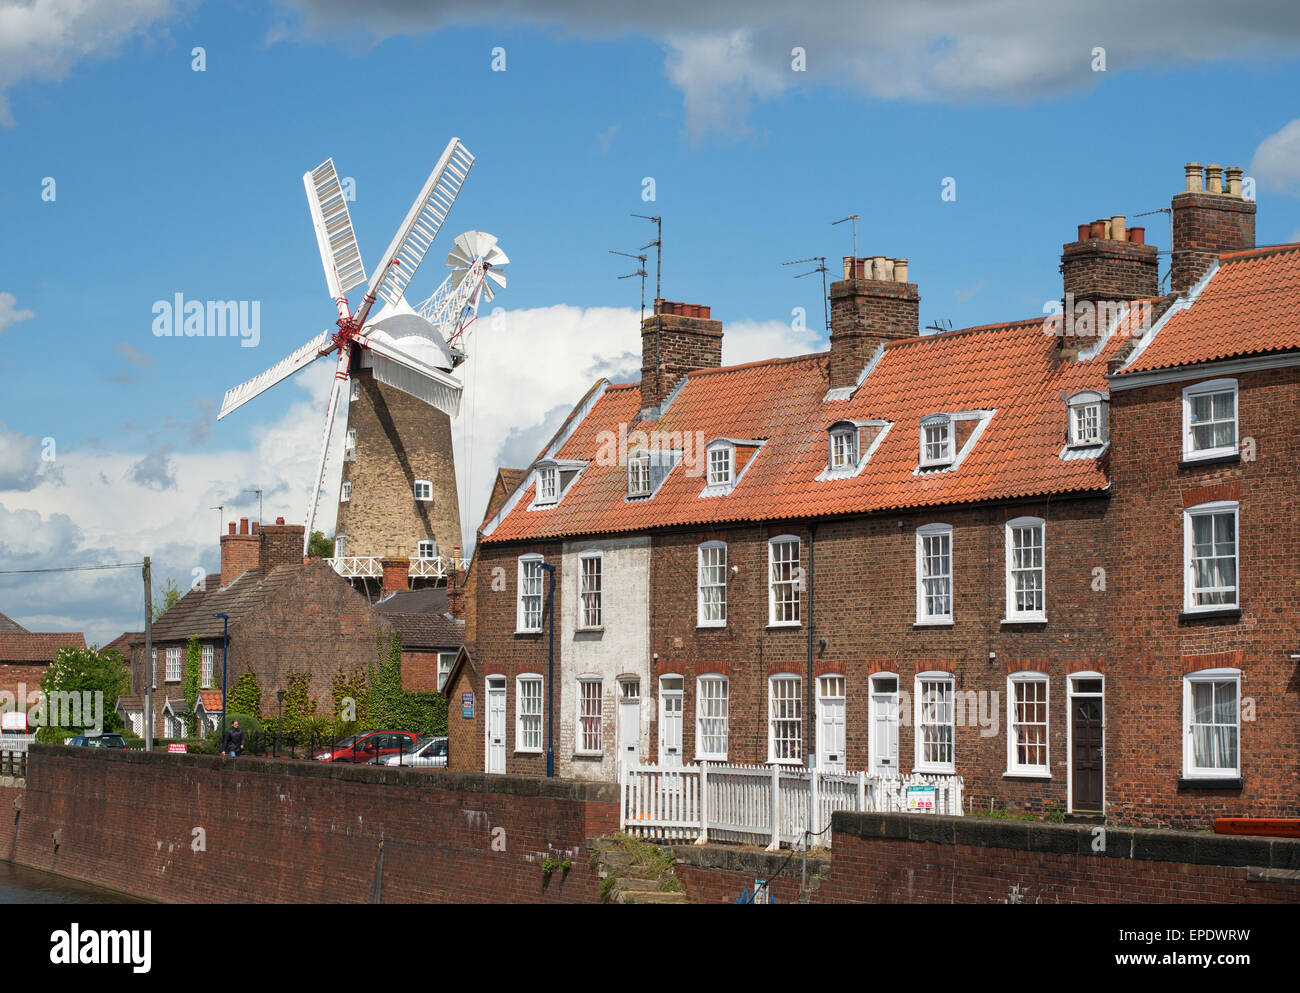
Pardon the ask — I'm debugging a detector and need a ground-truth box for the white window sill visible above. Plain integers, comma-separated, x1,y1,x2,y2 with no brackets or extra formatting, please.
1002,615,1047,625
915,764,955,775
914,618,954,627
575,626,604,634
696,755,728,763
574,750,603,758
1181,447,1238,463
1182,602,1239,615
696,620,727,629
767,759,803,767
514,628,543,636
767,621,802,629
1182,770,1240,780
1004,769,1052,779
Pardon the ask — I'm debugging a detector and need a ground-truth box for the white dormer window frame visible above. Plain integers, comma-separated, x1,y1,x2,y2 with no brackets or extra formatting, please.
1066,390,1108,448
707,443,734,488
1182,379,1238,461
413,479,433,502
828,422,859,471
536,466,559,505
340,481,351,502
919,414,954,468
627,451,652,498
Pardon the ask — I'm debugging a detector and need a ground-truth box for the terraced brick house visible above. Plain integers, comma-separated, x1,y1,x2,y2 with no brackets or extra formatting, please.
464,160,1299,829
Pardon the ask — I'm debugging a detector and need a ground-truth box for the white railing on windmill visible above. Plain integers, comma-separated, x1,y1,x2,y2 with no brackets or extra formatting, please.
212,138,508,555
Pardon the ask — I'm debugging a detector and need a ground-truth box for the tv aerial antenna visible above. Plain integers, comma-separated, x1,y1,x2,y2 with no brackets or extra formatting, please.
832,214,860,270
631,213,662,307
244,485,263,525
610,250,649,322
783,256,830,334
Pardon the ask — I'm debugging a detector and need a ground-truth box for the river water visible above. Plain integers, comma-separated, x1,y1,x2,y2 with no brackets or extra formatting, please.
0,862,145,903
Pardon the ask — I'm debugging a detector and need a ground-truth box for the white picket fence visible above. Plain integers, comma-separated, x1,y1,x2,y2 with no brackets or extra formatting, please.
619,762,963,849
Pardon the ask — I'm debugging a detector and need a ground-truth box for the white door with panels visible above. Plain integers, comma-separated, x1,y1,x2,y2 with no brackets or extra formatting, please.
817,675,847,772
618,678,641,770
870,674,900,776
658,676,684,766
486,677,506,774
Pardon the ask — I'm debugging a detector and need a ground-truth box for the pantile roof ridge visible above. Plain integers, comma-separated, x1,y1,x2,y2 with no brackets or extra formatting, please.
1217,241,1300,263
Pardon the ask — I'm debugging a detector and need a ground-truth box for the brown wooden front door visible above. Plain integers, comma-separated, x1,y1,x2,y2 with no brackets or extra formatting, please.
1071,693,1104,812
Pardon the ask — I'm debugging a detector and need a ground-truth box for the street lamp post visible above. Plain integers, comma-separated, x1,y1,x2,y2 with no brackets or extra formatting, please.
212,613,229,749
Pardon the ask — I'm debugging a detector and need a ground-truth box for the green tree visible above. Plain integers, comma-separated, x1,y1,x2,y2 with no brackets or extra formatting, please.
229,667,263,720
152,578,182,621
37,646,129,734
307,531,335,559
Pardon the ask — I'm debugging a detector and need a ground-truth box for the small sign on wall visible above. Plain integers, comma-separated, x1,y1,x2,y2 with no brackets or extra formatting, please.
167,743,188,754
461,692,474,719
907,785,936,812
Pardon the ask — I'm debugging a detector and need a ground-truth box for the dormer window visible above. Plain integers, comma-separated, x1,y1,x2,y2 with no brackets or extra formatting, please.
920,415,953,468
708,445,733,487
340,481,351,502
414,479,432,502
627,452,651,498
1066,391,1108,447
829,424,859,470
537,467,559,504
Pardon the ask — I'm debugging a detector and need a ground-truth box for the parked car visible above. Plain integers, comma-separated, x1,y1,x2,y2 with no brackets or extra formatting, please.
312,730,421,763
373,736,447,768
66,732,128,749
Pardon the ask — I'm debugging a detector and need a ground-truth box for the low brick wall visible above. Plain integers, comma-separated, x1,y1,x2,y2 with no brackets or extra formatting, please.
670,844,830,904
0,745,618,904
813,812,1300,903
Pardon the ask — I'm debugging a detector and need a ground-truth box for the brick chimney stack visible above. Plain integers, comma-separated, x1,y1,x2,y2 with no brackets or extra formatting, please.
258,521,306,577
827,256,919,389
1171,161,1255,295
640,300,723,414
220,518,259,587
380,558,410,597
1060,215,1159,305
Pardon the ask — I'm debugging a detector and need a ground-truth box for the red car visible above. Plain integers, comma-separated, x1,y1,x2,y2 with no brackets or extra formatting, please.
313,730,421,763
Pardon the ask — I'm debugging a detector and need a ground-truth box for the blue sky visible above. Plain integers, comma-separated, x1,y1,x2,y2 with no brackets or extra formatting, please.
2,0,1300,643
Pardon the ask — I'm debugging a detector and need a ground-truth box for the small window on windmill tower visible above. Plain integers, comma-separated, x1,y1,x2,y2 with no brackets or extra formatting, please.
414,480,433,502
345,429,357,460
350,379,361,402
417,539,437,559
341,481,351,502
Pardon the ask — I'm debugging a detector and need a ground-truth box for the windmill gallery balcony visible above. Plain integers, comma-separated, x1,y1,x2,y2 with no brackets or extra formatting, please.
327,555,468,583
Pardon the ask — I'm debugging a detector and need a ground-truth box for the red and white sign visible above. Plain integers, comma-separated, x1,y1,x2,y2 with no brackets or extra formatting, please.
167,743,188,754
1,712,27,733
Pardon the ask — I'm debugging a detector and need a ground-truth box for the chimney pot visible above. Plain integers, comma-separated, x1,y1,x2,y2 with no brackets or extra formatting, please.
1171,158,1255,294
1226,166,1244,197
276,516,286,525
227,522,236,535
1089,220,1106,239
1205,164,1223,194
1129,226,1145,245
869,256,886,279
1185,162,1204,192
239,517,249,535
250,520,259,534
1077,224,1091,241
894,259,909,282
1110,215,1126,241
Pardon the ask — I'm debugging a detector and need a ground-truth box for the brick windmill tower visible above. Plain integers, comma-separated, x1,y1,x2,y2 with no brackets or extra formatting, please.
217,140,507,584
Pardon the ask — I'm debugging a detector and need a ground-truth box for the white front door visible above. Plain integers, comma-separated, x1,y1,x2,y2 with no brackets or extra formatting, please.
870,675,900,776
817,675,846,772
486,677,506,774
618,679,641,769
658,676,683,766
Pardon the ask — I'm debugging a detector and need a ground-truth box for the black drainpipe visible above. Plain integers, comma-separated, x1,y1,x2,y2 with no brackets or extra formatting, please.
806,522,817,770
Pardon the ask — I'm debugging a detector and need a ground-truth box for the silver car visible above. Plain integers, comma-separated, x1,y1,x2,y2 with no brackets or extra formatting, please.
376,736,447,767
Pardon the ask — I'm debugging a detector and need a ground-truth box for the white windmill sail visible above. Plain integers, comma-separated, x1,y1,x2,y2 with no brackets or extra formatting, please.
361,333,464,417
357,138,474,322
217,329,333,420
303,349,352,545
304,158,367,298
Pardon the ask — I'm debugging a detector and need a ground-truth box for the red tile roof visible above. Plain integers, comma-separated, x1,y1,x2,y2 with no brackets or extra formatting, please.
199,690,224,712
0,612,27,633
1122,244,1300,374
483,314,1132,544
0,632,87,663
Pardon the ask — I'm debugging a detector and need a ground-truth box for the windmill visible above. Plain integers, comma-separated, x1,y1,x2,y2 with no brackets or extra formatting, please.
216,138,508,561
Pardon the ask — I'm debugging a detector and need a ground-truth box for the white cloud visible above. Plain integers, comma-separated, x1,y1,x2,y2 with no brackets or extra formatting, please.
0,291,33,337
279,0,1300,135
1251,119,1300,196
0,0,177,125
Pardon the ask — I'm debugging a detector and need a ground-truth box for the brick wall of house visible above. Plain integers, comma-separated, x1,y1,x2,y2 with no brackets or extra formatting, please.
336,369,462,560
0,747,617,904
447,661,482,772
1108,366,1300,827
0,663,49,701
